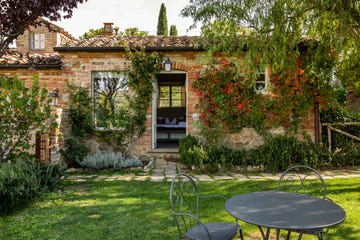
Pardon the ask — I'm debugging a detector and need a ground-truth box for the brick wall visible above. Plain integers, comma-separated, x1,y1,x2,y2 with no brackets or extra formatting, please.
16,25,71,53
58,49,316,158
0,68,66,161
0,48,316,161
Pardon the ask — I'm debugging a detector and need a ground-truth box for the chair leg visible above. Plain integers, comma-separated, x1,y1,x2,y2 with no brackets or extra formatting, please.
239,228,244,240
285,230,291,240
317,232,323,240
297,232,303,240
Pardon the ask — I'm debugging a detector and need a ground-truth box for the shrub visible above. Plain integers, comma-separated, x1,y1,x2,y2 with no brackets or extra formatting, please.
60,137,90,168
249,135,328,172
179,135,201,167
79,152,143,170
0,159,65,215
179,135,249,172
0,76,54,162
330,142,360,166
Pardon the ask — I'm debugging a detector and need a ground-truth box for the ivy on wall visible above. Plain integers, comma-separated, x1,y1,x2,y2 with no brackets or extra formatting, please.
126,51,162,137
62,51,162,163
193,58,316,143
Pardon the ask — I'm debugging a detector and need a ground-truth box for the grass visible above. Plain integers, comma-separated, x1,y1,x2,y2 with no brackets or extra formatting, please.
0,175,359,240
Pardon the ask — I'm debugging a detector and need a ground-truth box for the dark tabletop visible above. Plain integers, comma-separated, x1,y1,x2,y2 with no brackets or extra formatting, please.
225,191,346,230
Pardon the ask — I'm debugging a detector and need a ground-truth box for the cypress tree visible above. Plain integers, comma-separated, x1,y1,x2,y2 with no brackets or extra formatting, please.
169,25,178,36
157,3,168,36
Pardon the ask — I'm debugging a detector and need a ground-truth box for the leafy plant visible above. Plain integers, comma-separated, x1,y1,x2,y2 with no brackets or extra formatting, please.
179,135,201,167
0,158,64,215
0,76,54,162
60,137,90,168
126,51,162,136
79,152,143,170
67,84,94,137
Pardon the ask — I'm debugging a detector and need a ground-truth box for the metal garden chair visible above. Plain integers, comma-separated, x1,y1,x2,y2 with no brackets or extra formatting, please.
277,165,329,240
170,173,243,240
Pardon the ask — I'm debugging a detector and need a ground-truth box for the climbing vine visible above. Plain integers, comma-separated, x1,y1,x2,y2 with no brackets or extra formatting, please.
194,57,316,142
126,51,162,137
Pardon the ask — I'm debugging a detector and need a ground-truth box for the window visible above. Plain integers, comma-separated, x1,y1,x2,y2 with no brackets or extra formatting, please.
255,65,269,93
30,33,45,50
159,84,185,107
92,71,129,129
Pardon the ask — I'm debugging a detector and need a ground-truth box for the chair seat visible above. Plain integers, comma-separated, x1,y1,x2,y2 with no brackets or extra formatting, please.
185,222,239,240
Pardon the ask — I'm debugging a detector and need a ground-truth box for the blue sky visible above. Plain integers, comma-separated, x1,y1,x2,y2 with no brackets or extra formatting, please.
54,0,201,38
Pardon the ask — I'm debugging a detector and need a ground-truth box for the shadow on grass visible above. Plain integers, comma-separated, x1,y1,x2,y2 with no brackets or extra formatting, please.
0,177,359,239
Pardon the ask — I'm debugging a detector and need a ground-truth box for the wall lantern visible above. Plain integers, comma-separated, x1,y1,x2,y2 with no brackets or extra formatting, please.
164,57,172,72
49,88,59,106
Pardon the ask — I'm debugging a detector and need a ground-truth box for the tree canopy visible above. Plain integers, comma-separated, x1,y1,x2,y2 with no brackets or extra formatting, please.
170,25,178,36
157,3,168,36
181,0,360,91
0,0,87,57
80,26,148,39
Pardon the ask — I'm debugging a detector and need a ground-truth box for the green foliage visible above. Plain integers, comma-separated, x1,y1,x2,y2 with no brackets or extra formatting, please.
179,135,201,167
79,152,143,170
122,28,148,37
157,3,168,36
67,84,93,137
60,137,90,168
250,135,328,172
181,0,360,102
179,134,337,172
80,26,148,39
193,61,313,142
321,103,360,151
179,135,249,172
126,51,162,136
330,142,360,167
0,158,64,215
169,25,178,36
79,27,106,39
0,76,54,162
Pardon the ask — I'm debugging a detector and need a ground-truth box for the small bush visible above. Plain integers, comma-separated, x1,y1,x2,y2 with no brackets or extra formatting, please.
250,135,328,172
79,152,143,170
0,159,65,215
179,135,201,167
60,137,90,168
330,142,360,166
179,135,249,172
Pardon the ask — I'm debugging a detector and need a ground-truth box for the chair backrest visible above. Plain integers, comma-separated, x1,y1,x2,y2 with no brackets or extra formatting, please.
170,174,200,238
277,165,327,199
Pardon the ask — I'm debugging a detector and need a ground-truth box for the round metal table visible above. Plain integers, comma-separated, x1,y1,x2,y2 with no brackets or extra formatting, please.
225,191,346,240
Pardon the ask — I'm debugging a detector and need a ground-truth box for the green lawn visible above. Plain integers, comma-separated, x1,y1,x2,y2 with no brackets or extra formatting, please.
0,175,359,240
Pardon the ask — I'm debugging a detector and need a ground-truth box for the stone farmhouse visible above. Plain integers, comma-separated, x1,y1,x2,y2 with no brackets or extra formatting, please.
0,20,316,162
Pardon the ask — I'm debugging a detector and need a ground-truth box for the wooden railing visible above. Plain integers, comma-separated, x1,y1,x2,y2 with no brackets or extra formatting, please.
322,122,360,152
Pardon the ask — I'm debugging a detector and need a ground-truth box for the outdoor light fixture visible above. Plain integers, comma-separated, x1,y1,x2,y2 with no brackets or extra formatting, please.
49,88,59,106
164,57,172,72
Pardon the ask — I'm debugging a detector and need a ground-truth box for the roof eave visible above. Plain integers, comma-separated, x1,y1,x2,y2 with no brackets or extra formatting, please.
54,46,205,52
0,64,62,70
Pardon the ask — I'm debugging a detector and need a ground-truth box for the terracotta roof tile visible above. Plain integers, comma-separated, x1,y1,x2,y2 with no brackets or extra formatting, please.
0,51,61,66
62,35,206,49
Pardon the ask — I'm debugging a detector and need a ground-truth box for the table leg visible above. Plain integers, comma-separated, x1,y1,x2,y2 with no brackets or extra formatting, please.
258,226,271,240
276,229,280,240
258,226,266,240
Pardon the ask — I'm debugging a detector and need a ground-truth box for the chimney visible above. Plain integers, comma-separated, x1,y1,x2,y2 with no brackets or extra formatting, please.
103,22,114,35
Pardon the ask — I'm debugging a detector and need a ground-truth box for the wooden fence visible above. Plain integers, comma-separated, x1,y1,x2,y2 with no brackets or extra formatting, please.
322,122,360,152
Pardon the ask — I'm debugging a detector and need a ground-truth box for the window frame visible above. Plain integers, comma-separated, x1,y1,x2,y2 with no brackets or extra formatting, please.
91,71,129,130
254,65,270,94
158,83,185,108
30,33,45,50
